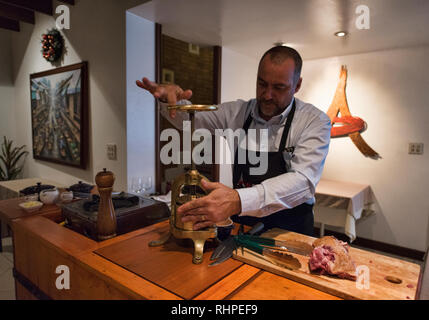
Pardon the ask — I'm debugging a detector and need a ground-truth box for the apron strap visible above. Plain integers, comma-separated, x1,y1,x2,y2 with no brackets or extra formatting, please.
233,99,297,186
278,98,296,152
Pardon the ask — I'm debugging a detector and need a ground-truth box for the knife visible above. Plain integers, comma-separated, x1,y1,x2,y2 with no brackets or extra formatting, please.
235,235,313,257
209,222,264,266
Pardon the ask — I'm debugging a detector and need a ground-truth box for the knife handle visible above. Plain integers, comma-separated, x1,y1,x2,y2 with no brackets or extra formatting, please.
247,222,264,236
237,235,275,246
235,237,264,255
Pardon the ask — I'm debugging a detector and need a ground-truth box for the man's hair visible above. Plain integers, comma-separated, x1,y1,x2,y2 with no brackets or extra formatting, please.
259,46,303,84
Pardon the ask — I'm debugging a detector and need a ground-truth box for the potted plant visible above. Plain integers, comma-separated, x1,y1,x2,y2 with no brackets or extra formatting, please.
0,136,29,181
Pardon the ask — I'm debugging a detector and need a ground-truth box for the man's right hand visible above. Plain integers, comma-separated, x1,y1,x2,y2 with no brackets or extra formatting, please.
136,78,193,118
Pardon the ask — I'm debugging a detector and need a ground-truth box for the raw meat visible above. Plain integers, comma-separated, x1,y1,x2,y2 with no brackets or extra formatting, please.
309,236,357,281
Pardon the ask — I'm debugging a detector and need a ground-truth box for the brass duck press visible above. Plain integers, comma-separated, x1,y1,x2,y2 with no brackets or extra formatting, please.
149,104,218,264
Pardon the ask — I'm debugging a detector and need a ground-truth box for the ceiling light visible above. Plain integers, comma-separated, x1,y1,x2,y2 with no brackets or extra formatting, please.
334,31,348,37
274,42,288,47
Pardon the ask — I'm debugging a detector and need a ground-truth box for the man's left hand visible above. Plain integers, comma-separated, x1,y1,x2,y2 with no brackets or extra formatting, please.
177,180,242,230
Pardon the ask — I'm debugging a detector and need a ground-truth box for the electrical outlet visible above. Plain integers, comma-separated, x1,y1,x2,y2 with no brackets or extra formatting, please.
107,144,117,160
409,143,424,155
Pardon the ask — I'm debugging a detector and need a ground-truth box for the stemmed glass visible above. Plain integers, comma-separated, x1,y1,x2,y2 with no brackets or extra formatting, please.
131,177,143,195
141,176,153,196
131,176,153,196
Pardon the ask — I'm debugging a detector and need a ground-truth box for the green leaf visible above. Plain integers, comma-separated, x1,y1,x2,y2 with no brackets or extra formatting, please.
0,136,29,181
10,150,28,170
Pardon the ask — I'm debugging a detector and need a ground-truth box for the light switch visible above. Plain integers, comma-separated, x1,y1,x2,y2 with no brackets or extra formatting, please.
107,144,117,160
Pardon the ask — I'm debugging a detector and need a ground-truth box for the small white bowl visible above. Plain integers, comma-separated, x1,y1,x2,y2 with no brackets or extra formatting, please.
24,194,39,202
19,201,44,213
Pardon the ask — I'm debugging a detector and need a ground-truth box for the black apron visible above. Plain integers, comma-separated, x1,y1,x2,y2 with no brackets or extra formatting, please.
231,100,314,236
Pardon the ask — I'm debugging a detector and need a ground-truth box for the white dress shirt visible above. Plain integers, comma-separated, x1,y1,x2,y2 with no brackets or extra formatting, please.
160,98,331,218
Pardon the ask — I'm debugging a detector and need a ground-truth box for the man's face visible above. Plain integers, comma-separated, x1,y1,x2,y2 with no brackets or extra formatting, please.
256,57,302,121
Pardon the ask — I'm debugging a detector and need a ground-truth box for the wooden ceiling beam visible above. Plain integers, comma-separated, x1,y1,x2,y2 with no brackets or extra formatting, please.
0,0,53,16
0,2,34,24
0,15,19,31
57,0,75,5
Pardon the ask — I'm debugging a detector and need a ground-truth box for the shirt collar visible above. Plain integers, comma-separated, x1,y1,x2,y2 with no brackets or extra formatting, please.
251,98,295,125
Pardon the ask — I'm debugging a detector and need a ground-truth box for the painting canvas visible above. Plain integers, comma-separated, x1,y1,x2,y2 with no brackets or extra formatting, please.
30,62,88,169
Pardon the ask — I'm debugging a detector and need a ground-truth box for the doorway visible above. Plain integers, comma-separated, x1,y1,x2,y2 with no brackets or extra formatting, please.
155,25,221,194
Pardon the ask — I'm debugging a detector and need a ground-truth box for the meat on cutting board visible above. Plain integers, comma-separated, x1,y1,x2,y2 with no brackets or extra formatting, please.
309,236,357,281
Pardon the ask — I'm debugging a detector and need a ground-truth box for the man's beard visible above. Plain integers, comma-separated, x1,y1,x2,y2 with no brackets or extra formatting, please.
258,99,284,118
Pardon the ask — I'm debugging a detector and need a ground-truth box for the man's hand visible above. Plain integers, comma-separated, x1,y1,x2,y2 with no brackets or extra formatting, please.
177,180,242,230
136,78,193,118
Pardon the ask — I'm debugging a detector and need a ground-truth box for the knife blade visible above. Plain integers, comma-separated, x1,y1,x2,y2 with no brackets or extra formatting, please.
209,222,264,265
210,237,235,261
261,248,302,271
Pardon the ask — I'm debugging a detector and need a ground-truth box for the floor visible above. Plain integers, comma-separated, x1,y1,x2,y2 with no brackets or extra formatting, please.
0,236,424,300
0,237,15,300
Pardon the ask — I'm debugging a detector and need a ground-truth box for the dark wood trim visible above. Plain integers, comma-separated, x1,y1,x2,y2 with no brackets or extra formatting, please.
314,227,426,262
29,62,89,170
211,45,222,182
13,268,51,300
57,0,75,5
0,15,19,31
155,23,162,193
0,220,2,252
0,1,34,24
416,248,428,300
0,0,53,15
213,46,222,105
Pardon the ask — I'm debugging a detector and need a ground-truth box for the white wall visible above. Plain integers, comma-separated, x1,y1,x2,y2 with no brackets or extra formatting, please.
297,45,429,252
220,45,429,252
126,12,156,194
0,30,15,142
219,48,259,187
10,0,141,191
221,47,258,103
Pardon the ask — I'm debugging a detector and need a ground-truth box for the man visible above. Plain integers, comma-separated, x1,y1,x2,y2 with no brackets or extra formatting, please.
136,46,331,236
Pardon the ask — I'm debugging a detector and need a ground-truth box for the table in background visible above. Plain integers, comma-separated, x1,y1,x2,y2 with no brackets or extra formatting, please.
314,179,374,242
0,178,64,252
0,178,65,198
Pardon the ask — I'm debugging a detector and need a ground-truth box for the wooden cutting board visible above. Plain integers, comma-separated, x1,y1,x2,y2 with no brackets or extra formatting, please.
233,229,421,300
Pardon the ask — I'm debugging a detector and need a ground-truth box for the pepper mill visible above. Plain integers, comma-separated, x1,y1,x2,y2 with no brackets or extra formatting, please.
95,168,117,241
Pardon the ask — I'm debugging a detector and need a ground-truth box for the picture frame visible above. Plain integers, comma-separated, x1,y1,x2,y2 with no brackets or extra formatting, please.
161,68,175,84
30,62,89,169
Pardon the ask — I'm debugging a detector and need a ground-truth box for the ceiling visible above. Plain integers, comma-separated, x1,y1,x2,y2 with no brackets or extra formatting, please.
0,0,74,32
129,0,429,60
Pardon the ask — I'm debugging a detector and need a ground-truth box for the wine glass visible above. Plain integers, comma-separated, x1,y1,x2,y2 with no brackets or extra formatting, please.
131,177,143,195
141,176,153,196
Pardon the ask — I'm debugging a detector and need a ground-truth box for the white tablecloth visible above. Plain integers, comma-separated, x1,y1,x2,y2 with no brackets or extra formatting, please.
314,179,374,242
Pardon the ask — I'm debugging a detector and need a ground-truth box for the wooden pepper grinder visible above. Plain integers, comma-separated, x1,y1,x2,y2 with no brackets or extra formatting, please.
95,168,117,241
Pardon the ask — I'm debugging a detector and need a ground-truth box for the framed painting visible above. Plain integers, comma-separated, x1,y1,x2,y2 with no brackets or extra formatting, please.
30,62,88,169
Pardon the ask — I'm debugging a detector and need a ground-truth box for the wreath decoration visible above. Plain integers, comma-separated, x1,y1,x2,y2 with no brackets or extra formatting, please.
41,29,64,62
